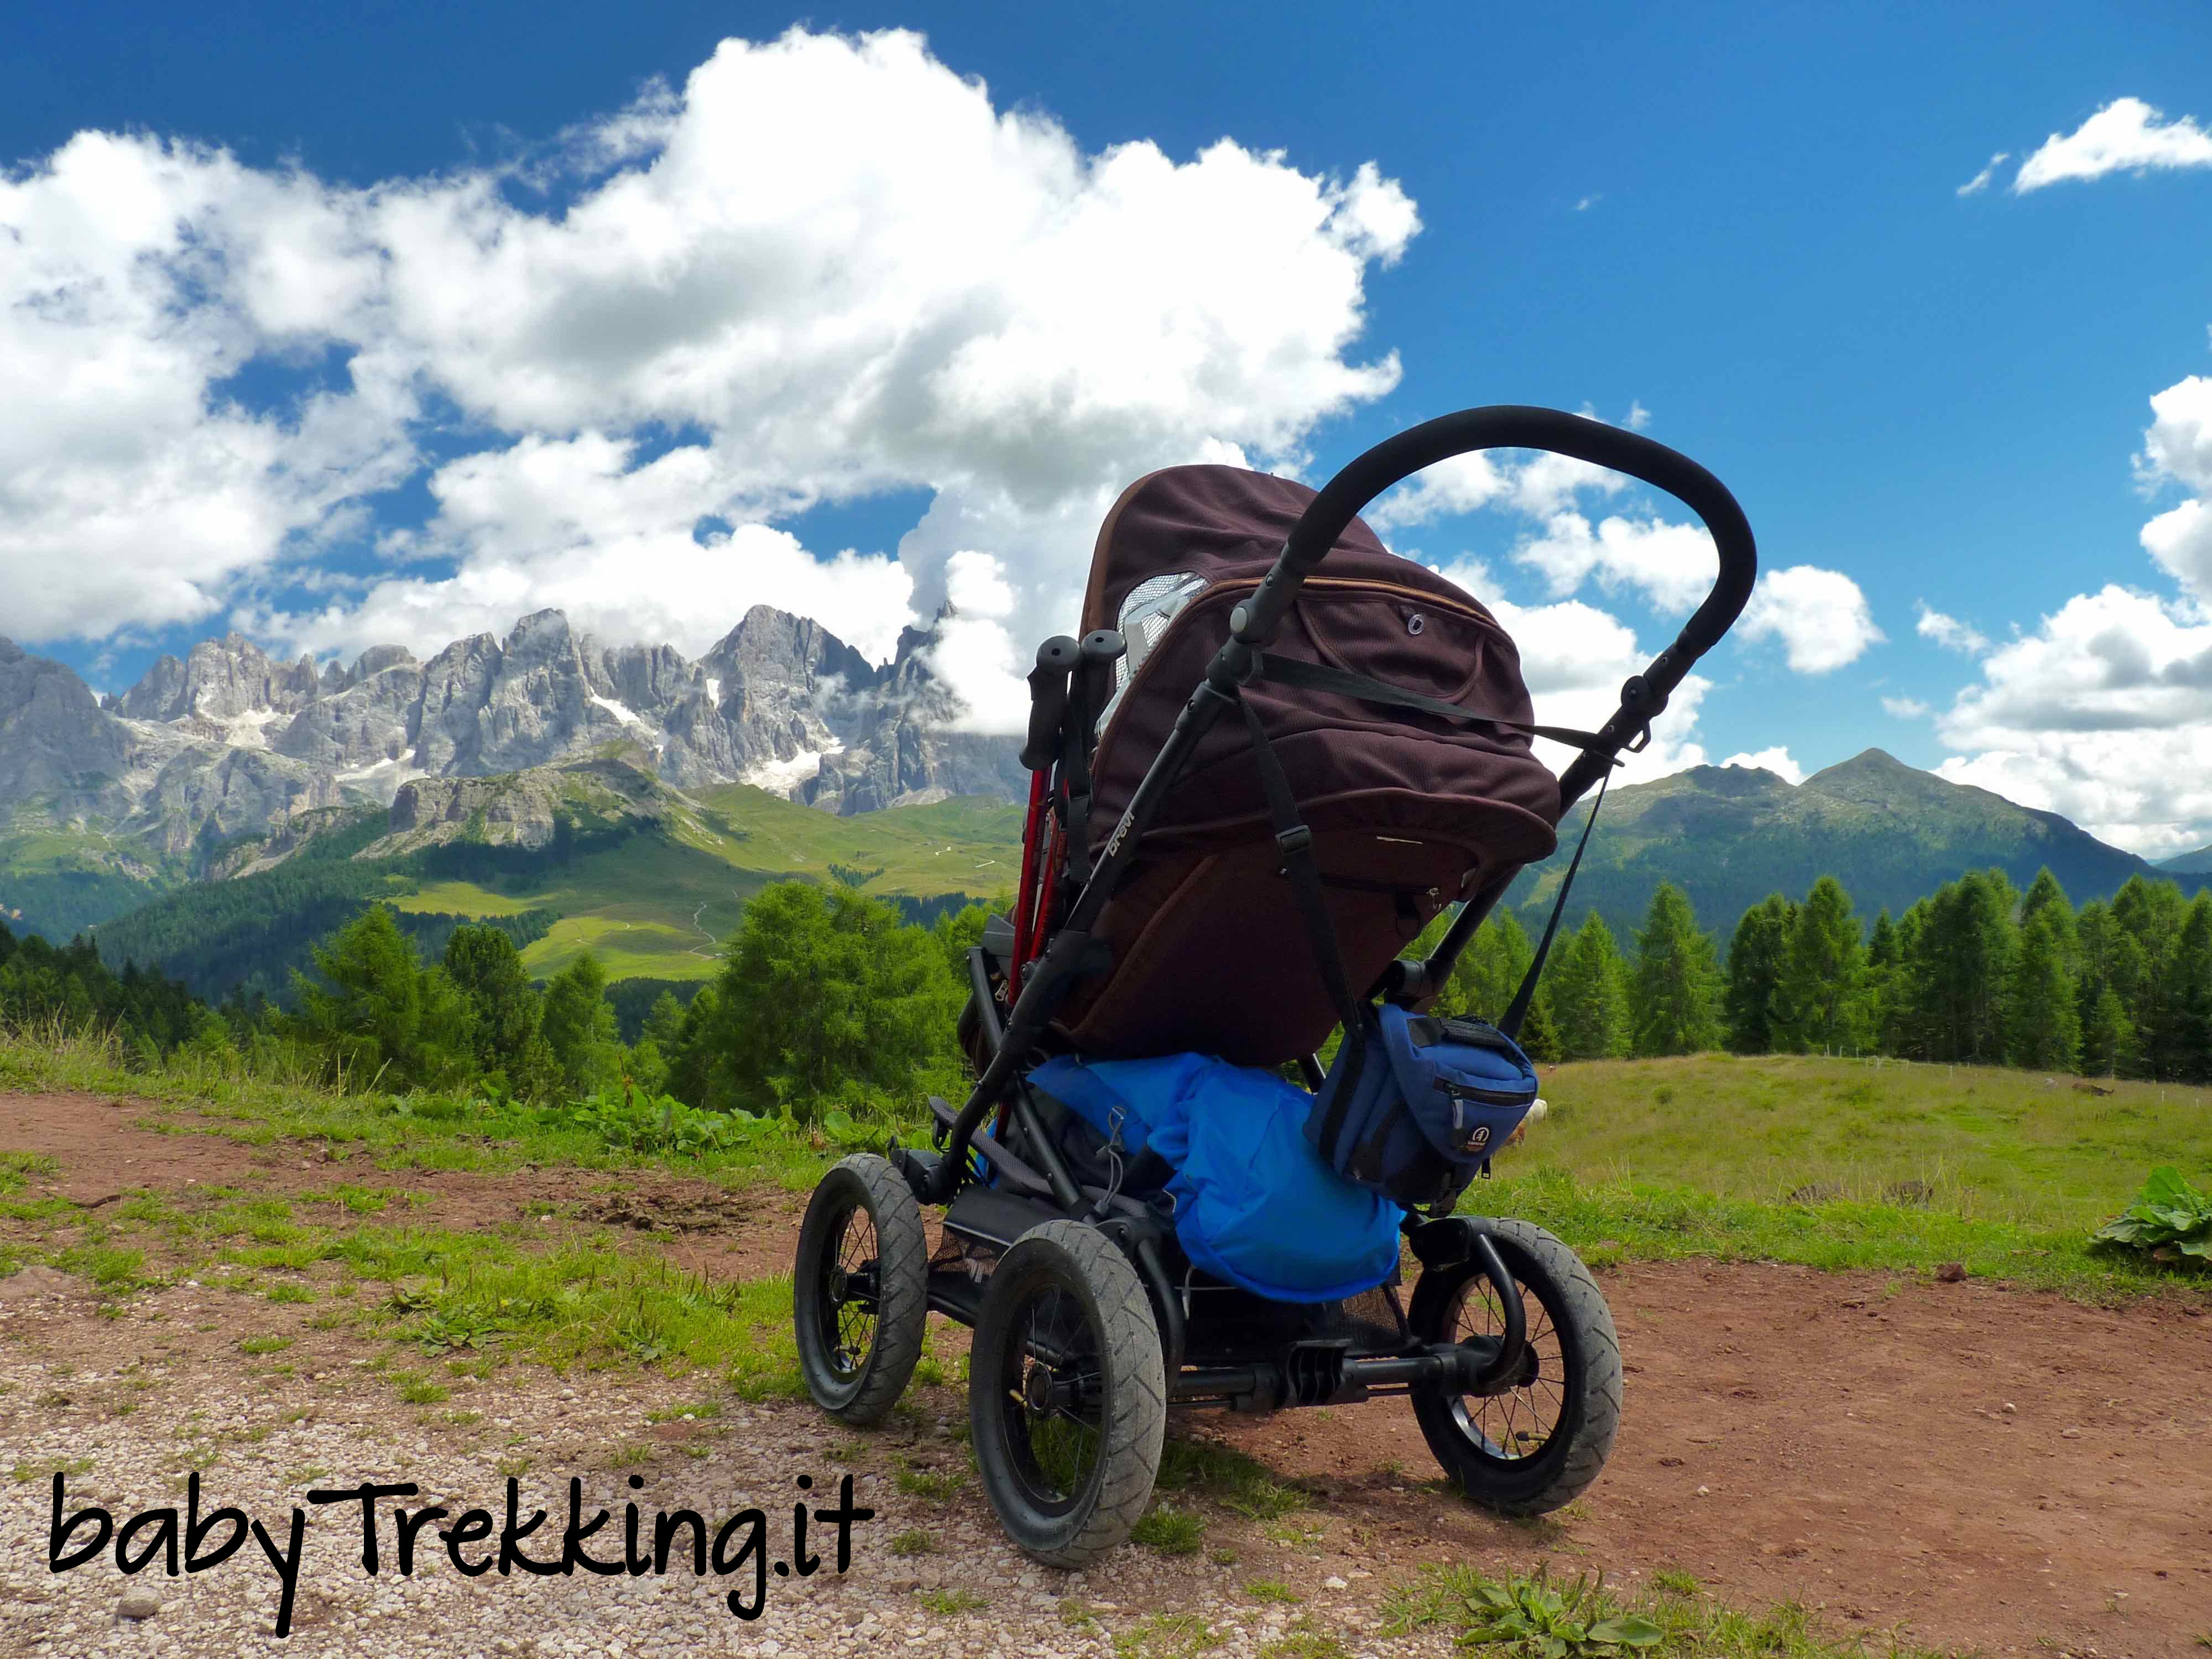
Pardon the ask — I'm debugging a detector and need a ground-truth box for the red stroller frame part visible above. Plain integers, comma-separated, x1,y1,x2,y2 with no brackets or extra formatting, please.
930,405,1757,1209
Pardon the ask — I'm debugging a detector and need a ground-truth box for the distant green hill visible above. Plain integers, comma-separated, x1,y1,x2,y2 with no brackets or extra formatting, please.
2158,844,2212,875
1507,748,2205,944
55,743,2212,1005
85,759,1020,1003
0,818,174,943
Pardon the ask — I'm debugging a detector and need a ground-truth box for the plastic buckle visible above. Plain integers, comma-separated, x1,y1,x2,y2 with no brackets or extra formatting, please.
1623,722,1653,755
1275,824,1314,857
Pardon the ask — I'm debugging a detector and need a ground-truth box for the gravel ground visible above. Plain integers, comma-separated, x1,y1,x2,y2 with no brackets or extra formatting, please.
0,1277,1441,1659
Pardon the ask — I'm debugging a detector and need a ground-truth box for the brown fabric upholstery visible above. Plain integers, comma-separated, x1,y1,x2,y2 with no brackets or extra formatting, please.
1056,464,1563,1065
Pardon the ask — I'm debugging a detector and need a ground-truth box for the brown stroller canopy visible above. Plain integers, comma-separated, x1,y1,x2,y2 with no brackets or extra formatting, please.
1058,463,1565,1065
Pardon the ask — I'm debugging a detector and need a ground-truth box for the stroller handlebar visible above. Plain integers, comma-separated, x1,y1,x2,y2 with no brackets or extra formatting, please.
1231,405,1758,812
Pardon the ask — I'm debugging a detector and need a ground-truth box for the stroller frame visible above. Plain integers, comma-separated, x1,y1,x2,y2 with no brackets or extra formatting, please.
794,406,1757,1562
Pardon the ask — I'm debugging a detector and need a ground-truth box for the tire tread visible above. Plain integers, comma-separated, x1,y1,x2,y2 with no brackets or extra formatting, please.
971,1219,1166,1568
794,1154,930,1427
1410,1217,1621,1516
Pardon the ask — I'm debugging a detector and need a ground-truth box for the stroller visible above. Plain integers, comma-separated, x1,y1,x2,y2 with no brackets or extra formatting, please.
792,406,1757,1564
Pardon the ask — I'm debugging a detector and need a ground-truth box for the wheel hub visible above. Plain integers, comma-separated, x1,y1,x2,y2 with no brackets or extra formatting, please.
1021,1359,1060,1413
825,1264,850,1302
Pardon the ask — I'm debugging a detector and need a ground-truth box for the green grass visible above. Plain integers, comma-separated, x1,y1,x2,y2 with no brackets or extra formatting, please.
1464,1053,2212,1297
1519,1054,2208,1228
1256,1626,1349,1659
382,786,1021,983
1156,1434,1309,1520
1383,1564,1958,1658
894,1460,963,1500
916,1588,989,1616
377,1242,801,1393
1131,1501,1206,1554
1113,1613,1222,1658
0,1024,867,1192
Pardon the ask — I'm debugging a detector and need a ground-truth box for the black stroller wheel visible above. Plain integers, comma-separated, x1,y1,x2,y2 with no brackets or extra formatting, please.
793,1154,928,1426
1408,1217,1621,1516
969,1220,1165,1567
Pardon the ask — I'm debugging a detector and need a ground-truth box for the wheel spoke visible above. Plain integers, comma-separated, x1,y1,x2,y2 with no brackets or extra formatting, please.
1438,1250,1571,1464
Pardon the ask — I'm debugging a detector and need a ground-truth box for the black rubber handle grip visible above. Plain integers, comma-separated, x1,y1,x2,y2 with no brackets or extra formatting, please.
1021,635,1080,770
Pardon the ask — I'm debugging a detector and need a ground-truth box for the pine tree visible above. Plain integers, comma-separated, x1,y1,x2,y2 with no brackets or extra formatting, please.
1547,914,1630,1061
1445,911,1537,1022
2111,875,2186,1076
1860,909,1901,1051
1908,871,2015,1063
1723,894,1793,1053
2005,907,2081,1072
2020,868,2077,942
641,991,689,1053
284,904,473,1091
695,881,961,1118
2080,985,2134,1078
1628,883,1723,1056
1779,877,1864,1055
1515,988,1563,1065
539,952,623,1097
442,925,542,1083
2159,893,2212,1084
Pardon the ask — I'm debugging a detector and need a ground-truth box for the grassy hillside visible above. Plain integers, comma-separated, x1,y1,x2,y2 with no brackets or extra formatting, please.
385,784,1019,982
91,772,1021,999
1509,748,2201,943
0,818,173,942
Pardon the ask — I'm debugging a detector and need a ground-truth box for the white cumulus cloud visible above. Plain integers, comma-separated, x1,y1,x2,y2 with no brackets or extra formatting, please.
1430,561,1710,786
1924,359,2212,856
1881,696,1931,719
1721,747,1803,785
1933,585,2212,857
1738,566,1884,674
1915,604,1990,656
2013,96,2212,192
927,551,1029,734
1,26,1417,698
2137,375,2212,602
1512,510,1720,613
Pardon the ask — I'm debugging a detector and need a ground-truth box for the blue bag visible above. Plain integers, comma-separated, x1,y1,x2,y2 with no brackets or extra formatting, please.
1307,1004,1538,1212
1027,1052,1404,1303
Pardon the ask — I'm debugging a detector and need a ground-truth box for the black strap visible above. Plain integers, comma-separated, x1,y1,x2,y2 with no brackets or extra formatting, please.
1499,765,1613,1041
1255,654,1614,753
1240,696,1368,1156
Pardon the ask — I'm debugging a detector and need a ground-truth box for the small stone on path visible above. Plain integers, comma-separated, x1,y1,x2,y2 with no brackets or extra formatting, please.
117,1587,162,1621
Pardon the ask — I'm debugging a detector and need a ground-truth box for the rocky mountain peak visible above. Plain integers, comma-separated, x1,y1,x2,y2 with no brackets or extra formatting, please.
116,630,321,724
0,603,1027,859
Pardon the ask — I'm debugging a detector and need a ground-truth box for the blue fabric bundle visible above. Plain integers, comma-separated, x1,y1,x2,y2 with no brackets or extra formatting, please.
1027,1051,1405,1303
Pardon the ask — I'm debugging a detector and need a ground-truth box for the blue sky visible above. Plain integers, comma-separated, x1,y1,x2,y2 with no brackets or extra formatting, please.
5,3,2212,850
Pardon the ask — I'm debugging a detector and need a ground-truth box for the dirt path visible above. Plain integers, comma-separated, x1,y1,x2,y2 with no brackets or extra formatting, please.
0,1090,806,1284
4,1090,2209,1657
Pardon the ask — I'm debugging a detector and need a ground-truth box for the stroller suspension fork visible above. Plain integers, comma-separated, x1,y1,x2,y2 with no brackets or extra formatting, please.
1467,1233,1531,1392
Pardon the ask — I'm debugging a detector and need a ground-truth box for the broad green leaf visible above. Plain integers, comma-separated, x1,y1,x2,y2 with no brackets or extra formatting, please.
1588,1614,1667,1647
